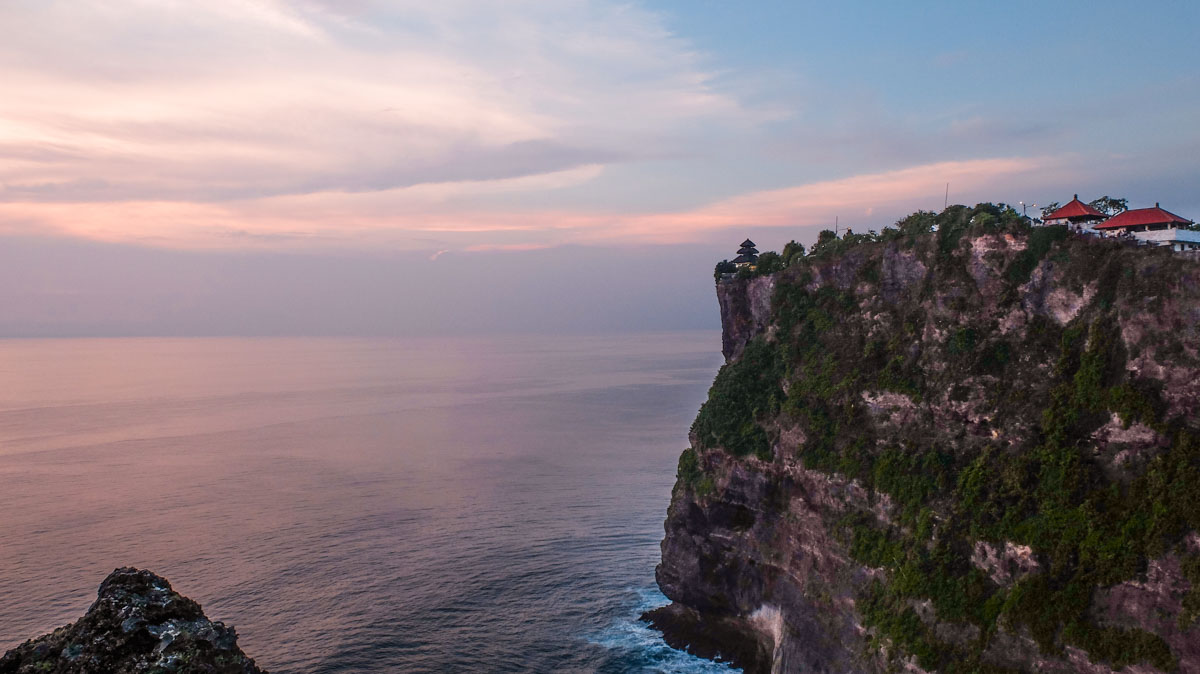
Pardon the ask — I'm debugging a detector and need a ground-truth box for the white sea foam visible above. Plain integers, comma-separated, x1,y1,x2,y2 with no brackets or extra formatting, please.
585,587,742,673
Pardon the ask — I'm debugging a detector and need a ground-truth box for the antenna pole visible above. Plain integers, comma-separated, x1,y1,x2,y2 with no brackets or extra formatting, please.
835,216,839,236
944,183,949,210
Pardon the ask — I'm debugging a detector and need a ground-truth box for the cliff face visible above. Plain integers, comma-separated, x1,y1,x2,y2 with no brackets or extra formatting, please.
0,568,265,674
718,274,776,362
650,226,1200,673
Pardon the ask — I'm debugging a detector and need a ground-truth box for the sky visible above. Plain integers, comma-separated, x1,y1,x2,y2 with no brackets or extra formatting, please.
2,0,1198,336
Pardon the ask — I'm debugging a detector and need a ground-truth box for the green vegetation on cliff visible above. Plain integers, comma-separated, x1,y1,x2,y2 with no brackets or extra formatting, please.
691,339,784,461
684,205,1200,672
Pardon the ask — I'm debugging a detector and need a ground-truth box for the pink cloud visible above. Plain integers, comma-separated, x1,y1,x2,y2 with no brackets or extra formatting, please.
0,155,1068,253
604,156,1051,241
0,4,1107,258
463,243,557,253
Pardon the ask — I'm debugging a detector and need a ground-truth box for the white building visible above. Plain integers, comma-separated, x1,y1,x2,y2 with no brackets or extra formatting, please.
1094,204,1199,251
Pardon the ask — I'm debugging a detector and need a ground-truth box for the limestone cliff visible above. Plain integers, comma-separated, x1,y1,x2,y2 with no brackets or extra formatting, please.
0,568,265,674
649,218,1200,673
718,274,776,362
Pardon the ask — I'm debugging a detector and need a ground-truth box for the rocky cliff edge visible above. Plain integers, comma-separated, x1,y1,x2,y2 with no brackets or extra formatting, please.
1,568,265,674
650,223,1200,673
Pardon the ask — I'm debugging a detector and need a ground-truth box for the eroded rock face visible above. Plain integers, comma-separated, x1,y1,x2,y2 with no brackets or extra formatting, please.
1094,551,1200,673
879,246,928,305
653,230,1200,673
718,275,775,362
971,541,1039,587
0,568,265,674
652,448,885,674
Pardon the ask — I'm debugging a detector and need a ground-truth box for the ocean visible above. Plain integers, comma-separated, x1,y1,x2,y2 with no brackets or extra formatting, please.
0,334,736,673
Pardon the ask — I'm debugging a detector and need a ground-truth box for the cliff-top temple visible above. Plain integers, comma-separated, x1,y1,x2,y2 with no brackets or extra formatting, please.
732,239,759,269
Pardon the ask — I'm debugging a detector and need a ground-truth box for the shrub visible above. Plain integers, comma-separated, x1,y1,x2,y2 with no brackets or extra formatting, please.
753,251,784,275
713,259,737,280
676,448,714,496
782,240,806,266
1005,224,1069,285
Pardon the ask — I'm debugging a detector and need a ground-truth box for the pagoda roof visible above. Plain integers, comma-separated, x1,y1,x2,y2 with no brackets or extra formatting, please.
1095,204,1193,230
740,239,756,248
1045,195,1105,221
732,253,758,264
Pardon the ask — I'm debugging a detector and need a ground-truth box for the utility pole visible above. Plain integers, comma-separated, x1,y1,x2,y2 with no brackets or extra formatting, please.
835,215,839,236
944,183,949,210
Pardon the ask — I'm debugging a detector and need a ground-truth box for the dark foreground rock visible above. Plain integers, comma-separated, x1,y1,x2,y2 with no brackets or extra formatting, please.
1,568,265,674
641,603,772,674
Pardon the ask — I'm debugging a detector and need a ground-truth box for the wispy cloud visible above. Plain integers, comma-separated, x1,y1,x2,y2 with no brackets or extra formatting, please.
2,1,1196,256
584,156,1058,243
0,1,748,206
0,155,1064,252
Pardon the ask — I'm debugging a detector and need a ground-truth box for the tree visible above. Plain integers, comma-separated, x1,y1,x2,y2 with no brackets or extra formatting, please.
1040,202,1061,219
966,203,1023,233
973,212,998,230
808,229,840,258
714,259,736,280
895,211,937,238
782,240,806,266
754,251,784,275
1088,196,1128,216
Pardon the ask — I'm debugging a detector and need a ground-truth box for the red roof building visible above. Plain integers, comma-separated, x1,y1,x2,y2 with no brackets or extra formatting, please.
1093,203,1199,251
1043,195,1106,225
1094,204,1193,230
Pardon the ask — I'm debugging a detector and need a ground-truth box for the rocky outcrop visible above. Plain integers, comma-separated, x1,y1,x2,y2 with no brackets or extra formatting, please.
648,448,886,673
1093,549,1200,673
0,568,265,674
717,275,775,362
652,222,1200,673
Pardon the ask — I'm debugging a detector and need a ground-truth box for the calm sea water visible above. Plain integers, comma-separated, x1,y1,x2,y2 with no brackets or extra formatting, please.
0,334,736,673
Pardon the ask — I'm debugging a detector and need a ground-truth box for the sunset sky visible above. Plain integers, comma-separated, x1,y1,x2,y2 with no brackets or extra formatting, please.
3,1,1198,335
